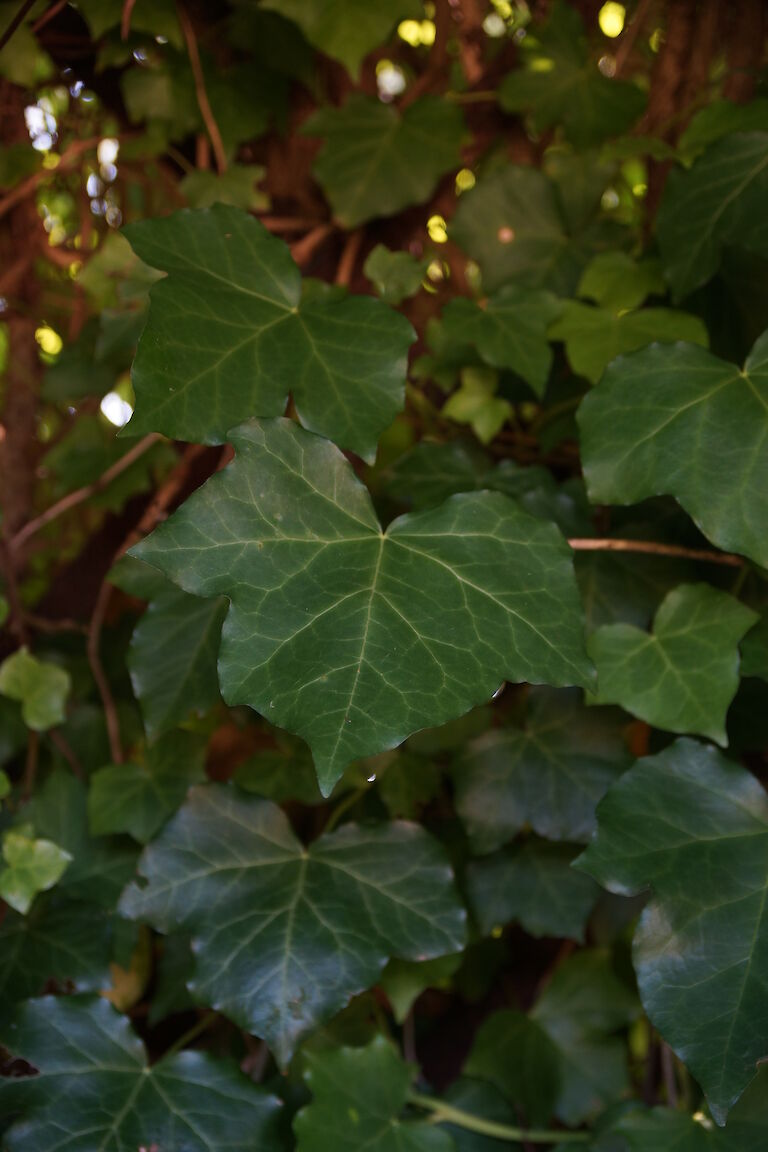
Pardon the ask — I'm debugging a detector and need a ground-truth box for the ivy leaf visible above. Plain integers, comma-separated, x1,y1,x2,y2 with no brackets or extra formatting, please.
466,839,599,941
0,996,282,1152
180,164,268,210
678,99,768,158
548,301,708,384
0,649,70,732
464,1010,561,1126
588,583,756,745
442,368,512,443
657,133,768,299
262,0,420,78
577,252,666,313
131,419,593,793
0,898,113,1002
88,730,208,843
122,205,415,460
0,829,71,915
294,1036,454,1151
453,688,629,853
498,1,645,147
576,738,768,1123
577,334,768,566
111,559,226,740
119,784,466,1063
530,951,639,1125
440,286,562,396
451,163,625,295
380,954,462,1022
740,611,768,681
364,244,428,305
304,97,464,227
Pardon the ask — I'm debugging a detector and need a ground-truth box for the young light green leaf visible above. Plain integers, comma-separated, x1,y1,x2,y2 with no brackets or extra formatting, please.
0,996,282,1152
119,784,466,1063
657,132,768,299
588,584,757,745
577,333,768,566
576,738,768,1123
122,205,415,460
498,1,645,147
0,829,72,915
262,0,420,78
577,252,666,312
466,839,599,941
304,96,464,227
440,286,562,396
0,648,70,732
295,1035,454,1152
442,368,512,443
548,301,708,384
451,163,624,295
454,688,629,852
364,243,428,305
88,730,207,843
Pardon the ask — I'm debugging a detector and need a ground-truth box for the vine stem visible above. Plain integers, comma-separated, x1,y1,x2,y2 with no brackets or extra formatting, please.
176,1,227,174
162,1012,215,1061
407,1093,589,1144
567,538,742,567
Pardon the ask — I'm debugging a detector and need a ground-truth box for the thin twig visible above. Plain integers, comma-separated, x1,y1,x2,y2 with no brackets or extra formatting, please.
614,0,654,76
25,612,88,634
176,2,227,175
290,224,333,266
567,538,742,567
0,0,36,53
121,0,136,39
31,0,68,33
408,1093,588,1144
259,215,324,233
48,728,84,779
12,433,162,550
22,731,39,799
335,229,363,287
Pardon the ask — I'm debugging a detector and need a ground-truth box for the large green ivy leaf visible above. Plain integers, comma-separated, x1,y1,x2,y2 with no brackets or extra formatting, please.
262,0,420,78
0,649,70,732
0,898,113,1002
588,583,756,745
451,163,623,295
294,1036,453,1151
119,784,466,1063
464,1011,561,1127
88,730,207,843
122,205,415,460
577,738,768,1123
548,302,708,384
466,839,599,941
453,688,629,852
657,133,768,299
498,1,645,147
304,97,464,227
439,286,562,397
577,333,768,566
0,996,282,1151
131,419,593,793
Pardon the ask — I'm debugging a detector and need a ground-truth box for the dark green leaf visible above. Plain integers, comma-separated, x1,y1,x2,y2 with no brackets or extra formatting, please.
119,783,466,1063
466,839,599,941
577,334,768,566
0,898,113,1002
123,205,415,460
380,953,462,1022
132,419,593,794
465,1010,561,1126
0,996,282,1151
454,688,629,852
304,96,464,227
577,738,768,1122
588,583,756,744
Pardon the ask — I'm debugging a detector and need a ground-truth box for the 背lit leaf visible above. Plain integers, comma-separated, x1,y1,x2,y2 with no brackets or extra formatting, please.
131,419,593,793
577,333,768,566
577,738,768,1122
0,829,71,915
119,783,466,1063
577,252,666,312
123,205,415,460
0,649,70,732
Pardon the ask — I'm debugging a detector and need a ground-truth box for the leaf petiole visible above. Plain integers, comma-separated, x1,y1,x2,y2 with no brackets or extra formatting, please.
407,1091,590,1143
